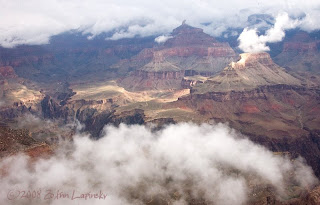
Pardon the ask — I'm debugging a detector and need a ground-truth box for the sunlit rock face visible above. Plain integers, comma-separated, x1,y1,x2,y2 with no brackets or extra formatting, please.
0,65,44,115
191,52,300,93
230,52,274,69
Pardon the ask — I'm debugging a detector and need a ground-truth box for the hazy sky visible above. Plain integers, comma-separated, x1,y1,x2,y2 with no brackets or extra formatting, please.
0,0,320,47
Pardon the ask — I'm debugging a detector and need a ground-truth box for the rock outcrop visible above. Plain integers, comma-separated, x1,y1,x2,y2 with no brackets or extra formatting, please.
193,52,301,93
181,75,207,89
164,23,217,47
118,23,237,91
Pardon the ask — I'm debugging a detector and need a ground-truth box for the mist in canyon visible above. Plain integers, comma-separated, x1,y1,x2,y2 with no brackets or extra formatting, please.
0,122,317,205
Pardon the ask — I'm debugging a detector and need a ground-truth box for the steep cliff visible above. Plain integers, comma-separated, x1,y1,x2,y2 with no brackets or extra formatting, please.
274,31,320,73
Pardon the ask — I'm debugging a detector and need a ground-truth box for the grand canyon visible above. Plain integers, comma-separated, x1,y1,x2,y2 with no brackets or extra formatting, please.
1,1,320,205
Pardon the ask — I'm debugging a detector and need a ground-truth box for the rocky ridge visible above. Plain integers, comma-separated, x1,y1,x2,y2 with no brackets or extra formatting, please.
192,52,301,93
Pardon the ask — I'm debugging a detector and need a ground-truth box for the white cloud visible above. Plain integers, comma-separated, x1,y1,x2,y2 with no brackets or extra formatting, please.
238,28,271,52
154,35,173,43
0,123,317,205
0,0,320,47
300,11,320,31
238,13,300,53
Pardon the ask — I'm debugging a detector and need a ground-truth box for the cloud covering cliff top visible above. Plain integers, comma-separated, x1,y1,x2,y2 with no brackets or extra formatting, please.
0,0,320,48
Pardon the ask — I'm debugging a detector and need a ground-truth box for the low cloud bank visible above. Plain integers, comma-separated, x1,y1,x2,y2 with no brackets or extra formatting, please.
238,13,300,53
0,123,317,205
1,0,320,48
154,35,173,44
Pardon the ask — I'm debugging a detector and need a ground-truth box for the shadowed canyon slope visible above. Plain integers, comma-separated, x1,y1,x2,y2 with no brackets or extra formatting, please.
274,31,320,74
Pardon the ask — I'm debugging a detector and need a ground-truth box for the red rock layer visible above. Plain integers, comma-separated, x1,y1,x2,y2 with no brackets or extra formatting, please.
283,42,319,53
0,47,54,67
134,70,185,80
164,23,217,47
0,66,17,79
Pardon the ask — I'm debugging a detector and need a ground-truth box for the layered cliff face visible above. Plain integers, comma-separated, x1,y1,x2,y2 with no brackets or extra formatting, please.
274,31,320,73
0,36,155,84
174,84,320,176
193,52,301,93
0,46,54,67
118,23,237,91
164,23,217,47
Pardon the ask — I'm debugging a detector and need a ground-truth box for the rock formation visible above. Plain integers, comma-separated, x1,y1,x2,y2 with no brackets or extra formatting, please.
193,52,300,93
118,23,237,91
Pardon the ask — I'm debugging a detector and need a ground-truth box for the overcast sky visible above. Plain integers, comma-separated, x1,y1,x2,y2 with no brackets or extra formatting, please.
0,0,320,48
